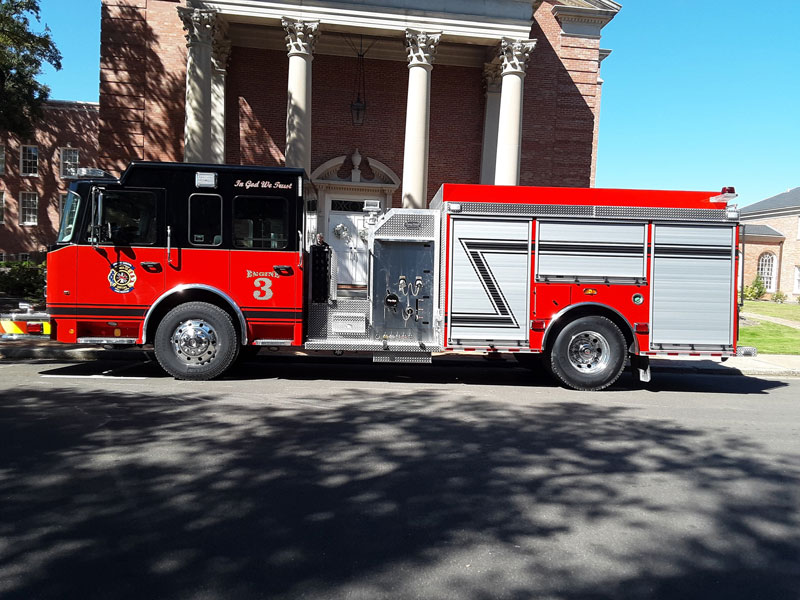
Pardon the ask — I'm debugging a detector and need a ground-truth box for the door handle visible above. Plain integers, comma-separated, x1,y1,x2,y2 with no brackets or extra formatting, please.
140,262,162,273
274,265,294,276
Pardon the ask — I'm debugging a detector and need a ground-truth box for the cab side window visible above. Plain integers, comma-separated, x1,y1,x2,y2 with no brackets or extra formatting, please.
103,190,157,245
233,195,288,250
189,193,222,246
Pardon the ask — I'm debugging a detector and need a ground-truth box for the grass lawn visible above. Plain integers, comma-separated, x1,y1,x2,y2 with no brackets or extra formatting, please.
739,321,800,355
743,300,800,321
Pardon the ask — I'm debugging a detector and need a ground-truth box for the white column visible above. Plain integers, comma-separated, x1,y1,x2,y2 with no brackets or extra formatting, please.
480,62,502,185
283,18,318,175
401,29,440,209
494,37,536,186
178,7,217,163
211,23,231,164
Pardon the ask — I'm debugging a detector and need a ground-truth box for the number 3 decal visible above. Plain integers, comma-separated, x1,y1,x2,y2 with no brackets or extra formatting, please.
253,277,273,300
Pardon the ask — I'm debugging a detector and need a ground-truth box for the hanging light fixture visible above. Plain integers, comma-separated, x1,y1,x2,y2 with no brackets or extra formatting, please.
350,36,367,125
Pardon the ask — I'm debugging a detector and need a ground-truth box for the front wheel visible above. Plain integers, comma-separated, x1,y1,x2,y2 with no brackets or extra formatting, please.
548,316,626,391
154,301,239,380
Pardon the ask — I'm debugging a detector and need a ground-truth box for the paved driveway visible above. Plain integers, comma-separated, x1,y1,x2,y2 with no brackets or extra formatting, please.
1,356,798,599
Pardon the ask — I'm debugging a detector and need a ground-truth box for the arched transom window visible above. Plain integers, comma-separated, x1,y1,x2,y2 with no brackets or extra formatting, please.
757,252,777,292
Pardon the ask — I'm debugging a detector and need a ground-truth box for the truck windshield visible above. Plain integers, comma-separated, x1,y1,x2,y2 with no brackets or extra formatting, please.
57,190,82,243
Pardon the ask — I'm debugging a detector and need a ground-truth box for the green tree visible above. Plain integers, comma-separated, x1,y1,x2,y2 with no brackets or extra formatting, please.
0,0,62,137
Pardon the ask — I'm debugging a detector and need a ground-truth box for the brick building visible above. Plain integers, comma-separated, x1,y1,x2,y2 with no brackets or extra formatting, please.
741,187,800,300
96,0,619,285
0,101,99,262
4,1,621,272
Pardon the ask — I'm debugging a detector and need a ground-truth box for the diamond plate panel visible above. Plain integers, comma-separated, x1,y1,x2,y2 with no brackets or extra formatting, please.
460,203,593,217
457,203,733,222
375,210,436,239
596,206,729,221
373,352,432,364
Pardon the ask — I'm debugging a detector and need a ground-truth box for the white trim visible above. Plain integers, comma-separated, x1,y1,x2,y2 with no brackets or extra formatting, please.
757,252,777,293
59,147,80,179
20,192,39,226
202,0,533,44
20,145,38,177
794,265,800,295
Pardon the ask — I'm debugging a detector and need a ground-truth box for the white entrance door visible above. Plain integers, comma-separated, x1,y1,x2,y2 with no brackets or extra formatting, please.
328,199,371,288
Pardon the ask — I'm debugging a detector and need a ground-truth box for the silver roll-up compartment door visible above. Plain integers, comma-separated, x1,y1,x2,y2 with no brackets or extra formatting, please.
651,224,736,347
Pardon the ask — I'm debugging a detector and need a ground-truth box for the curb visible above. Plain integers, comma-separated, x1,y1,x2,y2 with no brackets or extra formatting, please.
2,344,799,378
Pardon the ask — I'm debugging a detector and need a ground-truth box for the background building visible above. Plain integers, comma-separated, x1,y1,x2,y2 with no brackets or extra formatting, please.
0,101,99,263
741,187,800,300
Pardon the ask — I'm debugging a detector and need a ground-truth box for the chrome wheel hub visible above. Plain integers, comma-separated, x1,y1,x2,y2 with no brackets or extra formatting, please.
567,330,610,374
172,319,218,364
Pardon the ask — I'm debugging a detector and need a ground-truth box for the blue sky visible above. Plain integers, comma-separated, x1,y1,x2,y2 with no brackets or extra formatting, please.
36,0,800,206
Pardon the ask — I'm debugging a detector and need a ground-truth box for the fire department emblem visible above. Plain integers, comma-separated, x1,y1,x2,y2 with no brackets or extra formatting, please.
108,262,137,294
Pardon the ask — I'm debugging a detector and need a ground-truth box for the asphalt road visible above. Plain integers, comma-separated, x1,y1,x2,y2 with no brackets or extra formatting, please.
1,355,799,600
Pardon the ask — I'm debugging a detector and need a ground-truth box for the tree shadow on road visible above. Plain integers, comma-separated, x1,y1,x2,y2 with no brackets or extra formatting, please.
0,379,797,599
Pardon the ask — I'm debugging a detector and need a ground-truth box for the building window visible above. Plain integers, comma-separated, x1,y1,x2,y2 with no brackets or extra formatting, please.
19,253,30,263
20,192,39,226
795,266,800,294
20,146,38,176
757,252,777,293
60,148,79,178
0,145,5,174
0,252,4,262
60,193,69,218
0,191,4,224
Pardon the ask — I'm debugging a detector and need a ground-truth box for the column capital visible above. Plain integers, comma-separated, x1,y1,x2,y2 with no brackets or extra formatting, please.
499,38,536,76
282,18,319,57
483,62,502,94
405,29,441,69
177,7,217,47
212,20,231,71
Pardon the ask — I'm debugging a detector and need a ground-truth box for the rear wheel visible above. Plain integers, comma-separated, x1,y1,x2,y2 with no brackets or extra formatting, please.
548,316,626,391
154,301,239,380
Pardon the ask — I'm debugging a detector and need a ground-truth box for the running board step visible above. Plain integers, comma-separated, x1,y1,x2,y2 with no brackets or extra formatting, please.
252,339,294,346
77,337,138,344
373,352,432,364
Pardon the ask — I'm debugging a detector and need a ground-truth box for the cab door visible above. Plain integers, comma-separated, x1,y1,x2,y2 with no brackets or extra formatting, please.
227,193,302,345
74,188,166,342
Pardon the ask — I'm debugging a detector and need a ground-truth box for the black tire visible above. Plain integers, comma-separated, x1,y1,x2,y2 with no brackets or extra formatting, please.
154,301,239,380
547,316,626,391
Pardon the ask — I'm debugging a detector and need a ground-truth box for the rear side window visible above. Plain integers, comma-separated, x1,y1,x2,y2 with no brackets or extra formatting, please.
233,195,288,249
189,194,222,246
103,190,158,245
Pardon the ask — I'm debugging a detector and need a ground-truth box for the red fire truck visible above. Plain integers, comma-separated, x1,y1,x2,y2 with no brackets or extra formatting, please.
47,161,742,390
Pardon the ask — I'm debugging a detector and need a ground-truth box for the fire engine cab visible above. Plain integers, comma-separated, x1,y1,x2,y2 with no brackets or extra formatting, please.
47,161,742,390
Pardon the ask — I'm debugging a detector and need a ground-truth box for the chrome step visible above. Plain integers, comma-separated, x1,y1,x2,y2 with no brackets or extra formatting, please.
77,337,138,344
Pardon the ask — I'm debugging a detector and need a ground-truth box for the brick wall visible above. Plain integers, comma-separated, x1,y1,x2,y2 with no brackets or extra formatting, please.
743,213,800,299
99,0,187,174
521,4,601,188
0,103,99,260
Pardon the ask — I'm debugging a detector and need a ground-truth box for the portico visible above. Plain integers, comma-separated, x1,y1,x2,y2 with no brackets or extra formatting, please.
177,0,560,204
